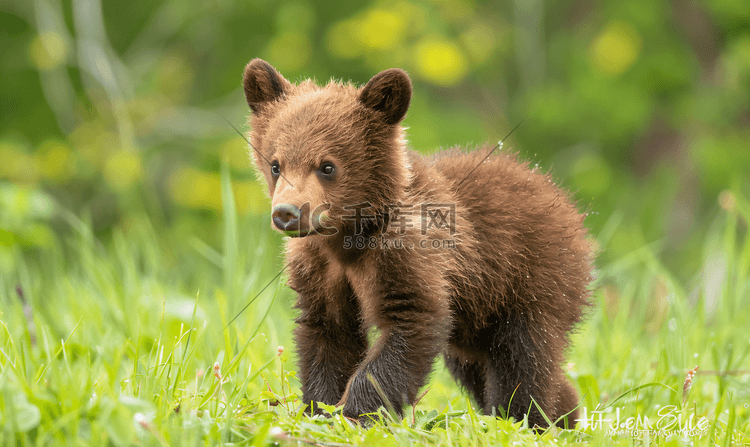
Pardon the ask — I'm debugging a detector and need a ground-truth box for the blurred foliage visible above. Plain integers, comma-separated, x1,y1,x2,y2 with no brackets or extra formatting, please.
1,0,749,281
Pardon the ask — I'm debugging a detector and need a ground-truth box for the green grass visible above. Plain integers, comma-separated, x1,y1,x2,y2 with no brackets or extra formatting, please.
1,174,749,446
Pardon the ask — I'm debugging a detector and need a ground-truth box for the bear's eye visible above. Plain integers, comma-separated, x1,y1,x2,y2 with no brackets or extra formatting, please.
270,161,280,177
318,162,336,177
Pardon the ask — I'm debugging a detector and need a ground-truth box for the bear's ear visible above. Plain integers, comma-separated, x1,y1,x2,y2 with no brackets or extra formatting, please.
359,68,412,125
243,59,290,113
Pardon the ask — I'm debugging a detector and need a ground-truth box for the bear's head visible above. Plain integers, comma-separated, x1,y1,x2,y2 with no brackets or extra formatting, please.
243,59,412,238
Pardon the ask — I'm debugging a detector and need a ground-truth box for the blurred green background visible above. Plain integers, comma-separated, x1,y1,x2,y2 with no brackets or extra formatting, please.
1,0,749,281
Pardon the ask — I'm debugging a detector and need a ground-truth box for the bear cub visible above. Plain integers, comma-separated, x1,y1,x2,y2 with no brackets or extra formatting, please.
243,58,593,428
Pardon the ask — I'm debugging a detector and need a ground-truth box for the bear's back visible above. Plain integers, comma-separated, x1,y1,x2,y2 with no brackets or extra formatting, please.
413,146,590,319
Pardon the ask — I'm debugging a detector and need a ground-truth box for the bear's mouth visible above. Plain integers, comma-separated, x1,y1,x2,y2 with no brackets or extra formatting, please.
277,225,335,238
281,229,309,238
272,216,311,238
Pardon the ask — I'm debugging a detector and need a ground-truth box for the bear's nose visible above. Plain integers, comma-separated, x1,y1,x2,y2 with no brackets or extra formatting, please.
272,204,301,234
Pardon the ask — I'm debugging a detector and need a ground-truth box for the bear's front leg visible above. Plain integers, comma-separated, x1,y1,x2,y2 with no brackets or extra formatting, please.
295,292,368,415
338,292,449,422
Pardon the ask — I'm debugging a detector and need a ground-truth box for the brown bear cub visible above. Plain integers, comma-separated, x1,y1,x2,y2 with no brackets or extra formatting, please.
242,58,593,428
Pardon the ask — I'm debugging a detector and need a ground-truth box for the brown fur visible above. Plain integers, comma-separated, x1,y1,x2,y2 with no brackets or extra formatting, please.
242,58,594,428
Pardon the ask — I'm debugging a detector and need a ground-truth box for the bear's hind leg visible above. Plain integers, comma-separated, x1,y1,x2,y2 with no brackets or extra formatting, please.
483,314,558,429
444,351,486,410
553,372,580,429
